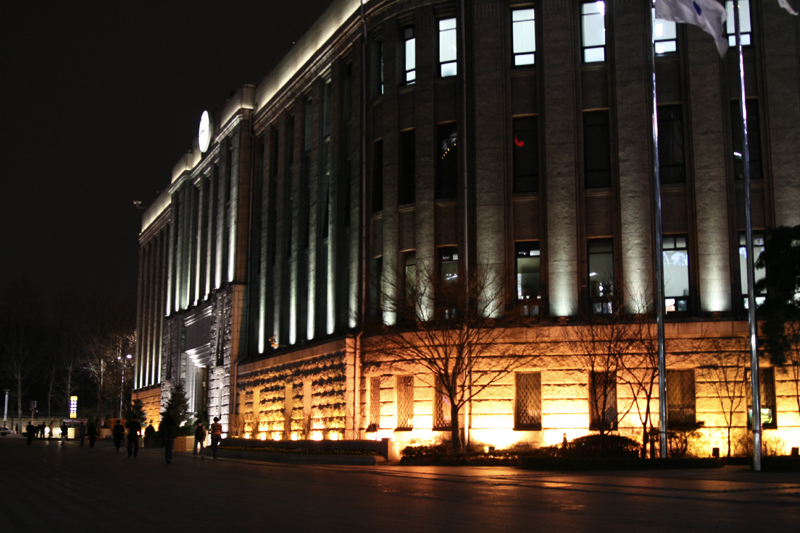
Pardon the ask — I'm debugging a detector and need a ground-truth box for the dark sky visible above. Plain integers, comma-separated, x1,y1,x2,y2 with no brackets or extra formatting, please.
1,1,335,308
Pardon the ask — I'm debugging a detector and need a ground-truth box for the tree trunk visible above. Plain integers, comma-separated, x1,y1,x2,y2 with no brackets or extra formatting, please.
450,402,462,453
726,426,732,458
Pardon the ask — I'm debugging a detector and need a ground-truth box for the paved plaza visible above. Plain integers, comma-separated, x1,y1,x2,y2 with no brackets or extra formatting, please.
1,435,799,532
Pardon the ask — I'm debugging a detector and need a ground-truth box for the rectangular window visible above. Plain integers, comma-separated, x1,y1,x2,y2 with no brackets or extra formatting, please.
373,39,384,97
582,1,606,63
439,18,457,77
512,8,536,66
652,7,677,55
433,376,452,429
398,129,416,204
588,239,614,314
515,372,542,430
589,371,617,431
726,0,752,47
663,235,690,313
372,140,383,212
658,105,685,184
731,99,762,180
404,27,416,84
369,376,381,429
440,247,458,284
516,242,541,316
739,231,766,308
404,251,417,304
513,116,539,193
584,110,611,188
396,375,414,430
440,247,458,320
436,123,458,199
667,370,696,428
748,367,777,430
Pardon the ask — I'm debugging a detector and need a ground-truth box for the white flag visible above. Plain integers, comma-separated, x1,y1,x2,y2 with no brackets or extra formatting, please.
778,0,799,16
656,0,728,57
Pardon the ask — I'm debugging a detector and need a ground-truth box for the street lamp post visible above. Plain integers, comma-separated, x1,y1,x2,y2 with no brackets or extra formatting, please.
118,354,132,418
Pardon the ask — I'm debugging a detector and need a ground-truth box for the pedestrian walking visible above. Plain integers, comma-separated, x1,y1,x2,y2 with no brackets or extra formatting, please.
210,417,223,459
48,422,54,439
112,420,125,452
26,421,35,445
60,422,68,446
193,420,206,458
126,418,142,457
78,422,86,447
87,423,98,448
160,412,179,464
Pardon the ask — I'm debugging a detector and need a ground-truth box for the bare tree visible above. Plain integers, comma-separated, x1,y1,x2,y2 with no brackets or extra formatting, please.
0,281,44,432
699,335,748,458
567,305,638,444
363,262,543,452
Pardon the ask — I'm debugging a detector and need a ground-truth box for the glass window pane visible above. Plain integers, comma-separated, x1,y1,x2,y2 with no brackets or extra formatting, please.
582,2,606,48
584,47,605,63
515,54,535,66
405,38,416,74
441,62,457,77
663,249,689,298
513,19,535,55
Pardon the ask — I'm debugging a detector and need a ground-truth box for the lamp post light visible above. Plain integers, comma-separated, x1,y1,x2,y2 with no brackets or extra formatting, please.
118,354,132,418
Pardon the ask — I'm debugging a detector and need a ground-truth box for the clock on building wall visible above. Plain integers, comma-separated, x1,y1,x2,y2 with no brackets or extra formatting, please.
198,110,212,153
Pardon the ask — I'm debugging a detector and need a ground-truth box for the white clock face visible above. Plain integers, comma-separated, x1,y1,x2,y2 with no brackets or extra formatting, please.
198,110,211,153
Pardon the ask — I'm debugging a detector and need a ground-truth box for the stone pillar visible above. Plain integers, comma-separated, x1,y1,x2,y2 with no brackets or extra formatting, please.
542,1,579,317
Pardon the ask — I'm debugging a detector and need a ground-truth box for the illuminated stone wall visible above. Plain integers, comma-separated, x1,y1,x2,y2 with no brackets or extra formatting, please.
237,349,348,441
365,321,800,456
132,386,162,429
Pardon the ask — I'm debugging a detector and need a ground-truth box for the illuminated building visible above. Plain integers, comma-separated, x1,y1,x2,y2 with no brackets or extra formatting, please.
134,0,800,455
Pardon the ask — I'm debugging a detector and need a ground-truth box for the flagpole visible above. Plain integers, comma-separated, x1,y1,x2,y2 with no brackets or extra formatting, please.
733,0,762,472
649,3,669,459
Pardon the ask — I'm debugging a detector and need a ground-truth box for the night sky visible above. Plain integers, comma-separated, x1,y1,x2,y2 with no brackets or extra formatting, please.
1,1,334,308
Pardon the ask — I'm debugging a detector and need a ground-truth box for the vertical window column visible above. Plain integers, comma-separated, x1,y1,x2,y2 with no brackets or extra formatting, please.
512,8,536,65
515,372,542,430
663,235,690,313
581,1,606,63
439,18,457,77
436,123,458,199
583,110,611,188
513,116,539,193
515,242,541,316
738,231,766,309
404,27,416,84
588,239,613,314
726,0,752,46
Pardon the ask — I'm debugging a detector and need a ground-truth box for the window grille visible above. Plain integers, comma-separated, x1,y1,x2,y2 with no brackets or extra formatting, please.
667,370,696,427
433,377,452,429
589,371,617,431
370,376,381,428
515,372,542,430
747,367,777,430
396,375,414,430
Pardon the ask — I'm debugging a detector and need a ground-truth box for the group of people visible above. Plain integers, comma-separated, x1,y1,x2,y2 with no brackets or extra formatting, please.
24,415,225,464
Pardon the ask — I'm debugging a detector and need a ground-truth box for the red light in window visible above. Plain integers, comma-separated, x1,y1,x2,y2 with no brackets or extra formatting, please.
514,135,525,147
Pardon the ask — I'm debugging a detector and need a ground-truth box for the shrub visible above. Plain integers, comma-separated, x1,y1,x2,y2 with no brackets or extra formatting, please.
548,434,640,459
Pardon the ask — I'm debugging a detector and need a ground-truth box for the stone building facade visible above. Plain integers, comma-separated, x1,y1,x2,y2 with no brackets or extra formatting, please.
134,0,800,456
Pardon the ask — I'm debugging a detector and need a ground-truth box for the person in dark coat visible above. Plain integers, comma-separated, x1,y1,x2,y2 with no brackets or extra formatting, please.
26,422,35,445
60,422,69,446
126,418,141,458
160,413,179,465
86,423,98,448
78,422,86,446
112,420,125,452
